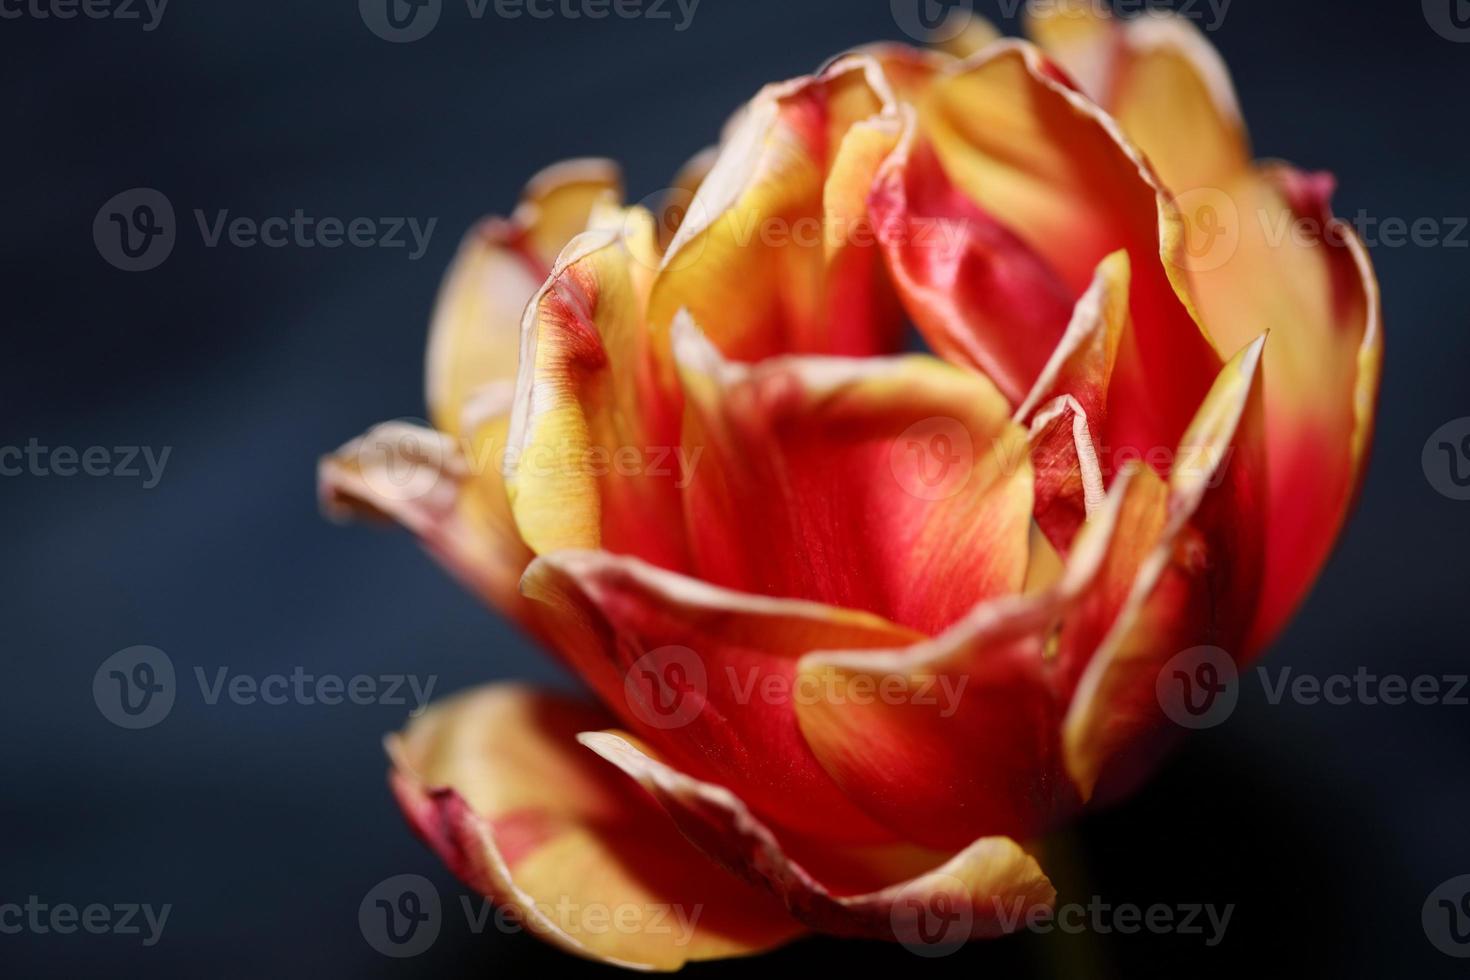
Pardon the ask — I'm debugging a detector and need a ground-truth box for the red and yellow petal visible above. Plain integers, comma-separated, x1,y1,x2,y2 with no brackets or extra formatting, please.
1177,167,1381,655
674,315,1035,635
789,465,1157,850
426,158,622,438
388,685,802,970
1013,249,1131,430
519,549,917,845
1025,395,1108,553
1063,334,1269,801
870,129,1076,405
318,419,538,632
646,56,908,370
1024,5,1380,656
1026,2,1249,195
510,158,626,270
579,730,1055,941
503,214,687,570
920,41,1222,457
1014,251,1131,551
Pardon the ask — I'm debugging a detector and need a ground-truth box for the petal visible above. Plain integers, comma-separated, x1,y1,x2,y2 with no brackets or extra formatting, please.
933,9,1003,60
503,215,687,569
1063,334,1269,802
426,159,622,438
579,730,1055,942
651,146,720,252
921,41,1222,456
388,686,801,970
519,549,917,844
1020,0,1117,100
674,315,1035,635
1014,251,1131,551
790,465,1157,850
1025,395,1107,552
850,43,952,102
647,56,907,367
511,158,626,269
1026,3,1249,194
319,419,537,631
1177,167,1382,654
1013,249,1131,427
869,128,1076,405
1105,14,1249,194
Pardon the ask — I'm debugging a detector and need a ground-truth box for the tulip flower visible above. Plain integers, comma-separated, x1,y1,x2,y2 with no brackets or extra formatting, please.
320,5,1379,969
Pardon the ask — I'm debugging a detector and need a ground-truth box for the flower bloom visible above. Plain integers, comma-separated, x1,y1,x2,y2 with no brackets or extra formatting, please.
320,4,1379,969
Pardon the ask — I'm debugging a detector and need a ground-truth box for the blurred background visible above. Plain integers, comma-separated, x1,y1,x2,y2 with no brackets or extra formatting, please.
3,0,1469,976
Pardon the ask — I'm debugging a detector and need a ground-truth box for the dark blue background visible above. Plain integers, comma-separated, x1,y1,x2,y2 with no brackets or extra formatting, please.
4,0,1469,976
